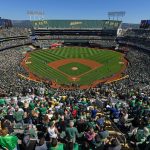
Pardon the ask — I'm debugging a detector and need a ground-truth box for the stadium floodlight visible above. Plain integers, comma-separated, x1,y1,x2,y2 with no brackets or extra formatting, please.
27,10,45,21
34,11,37,20
37,11,40,20
27,10,34,21
108,11,126,20
41,11,45,20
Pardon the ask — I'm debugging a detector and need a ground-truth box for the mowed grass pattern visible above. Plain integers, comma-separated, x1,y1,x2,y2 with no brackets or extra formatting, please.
27,47,124,85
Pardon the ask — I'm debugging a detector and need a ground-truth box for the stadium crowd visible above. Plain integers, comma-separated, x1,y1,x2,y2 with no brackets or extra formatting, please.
0,72,150,150
117,29,150,50
0,27,150,150
33,40,63,48
119,29,150,38
0,28,29,38
33,38,116,49
0,44,150,150
0,28,32,50
35,35,115,40
0,47,41,95
89,40,116,48
118,38,150,51
0,39,32,50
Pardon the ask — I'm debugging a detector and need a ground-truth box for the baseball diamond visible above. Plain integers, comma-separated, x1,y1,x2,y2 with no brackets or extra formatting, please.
22,47,127,88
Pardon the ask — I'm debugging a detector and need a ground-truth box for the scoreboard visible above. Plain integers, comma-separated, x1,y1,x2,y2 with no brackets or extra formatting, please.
140,20,150,29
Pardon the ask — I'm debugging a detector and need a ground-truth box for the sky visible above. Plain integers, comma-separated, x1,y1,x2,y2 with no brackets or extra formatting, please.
0,0,150,23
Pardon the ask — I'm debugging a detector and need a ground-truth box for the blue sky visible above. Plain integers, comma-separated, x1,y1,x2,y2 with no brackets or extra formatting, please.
0,0,149,23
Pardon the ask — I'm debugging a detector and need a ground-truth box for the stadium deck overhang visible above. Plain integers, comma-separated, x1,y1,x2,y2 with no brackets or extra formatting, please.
33,29,117,36
32,20,121,30
31,20,120,45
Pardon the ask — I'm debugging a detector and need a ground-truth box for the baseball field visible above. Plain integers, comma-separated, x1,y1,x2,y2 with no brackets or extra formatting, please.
24,47,127,88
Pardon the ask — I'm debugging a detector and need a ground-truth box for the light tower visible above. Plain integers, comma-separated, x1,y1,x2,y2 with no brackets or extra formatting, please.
27,10,33,21
27,10,45,21
108,11,126,21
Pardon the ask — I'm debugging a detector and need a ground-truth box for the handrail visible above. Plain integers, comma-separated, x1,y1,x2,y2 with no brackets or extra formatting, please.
95,99,127,146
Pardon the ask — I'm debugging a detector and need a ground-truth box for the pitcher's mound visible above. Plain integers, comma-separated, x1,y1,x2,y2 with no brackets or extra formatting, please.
71,67,78,71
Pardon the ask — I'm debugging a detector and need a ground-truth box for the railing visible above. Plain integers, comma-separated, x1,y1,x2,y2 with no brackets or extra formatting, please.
95,99,127,146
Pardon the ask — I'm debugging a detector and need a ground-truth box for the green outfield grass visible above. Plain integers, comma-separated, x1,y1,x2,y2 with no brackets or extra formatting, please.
27,47,124,85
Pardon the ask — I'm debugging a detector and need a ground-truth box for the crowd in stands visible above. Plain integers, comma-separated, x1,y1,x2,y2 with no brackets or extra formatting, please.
0,67,150,150
0,27,150,150
118,37,150,51
0,47,40,95
4,27,116,49
33,40,64,48
117,29,150,50
33,35,116,48
0,45,150,149
125,47,150,86
35,35,115,40
0,28,29,38
0,87,122,150
89,40,116,48
119,29,150,38
0,39,32,50
0,28,32,50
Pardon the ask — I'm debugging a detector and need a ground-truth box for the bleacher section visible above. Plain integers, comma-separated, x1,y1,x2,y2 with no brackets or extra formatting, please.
117,29,150,51
0,28,32,50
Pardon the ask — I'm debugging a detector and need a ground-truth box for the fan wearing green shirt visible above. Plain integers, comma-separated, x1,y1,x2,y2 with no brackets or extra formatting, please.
65,121,79,143
65,142,79,150
29,101,35,110
13,107,24,124
0,98,6,106
39,104,47,115
49,138,64,150
0,127,18,150
129,99,136,107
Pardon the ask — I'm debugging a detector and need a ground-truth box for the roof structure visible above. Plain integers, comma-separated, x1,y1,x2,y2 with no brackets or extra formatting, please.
32,20,121,29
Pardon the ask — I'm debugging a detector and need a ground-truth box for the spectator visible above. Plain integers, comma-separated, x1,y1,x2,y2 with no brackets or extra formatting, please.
49,138,64,150
65,121,79,143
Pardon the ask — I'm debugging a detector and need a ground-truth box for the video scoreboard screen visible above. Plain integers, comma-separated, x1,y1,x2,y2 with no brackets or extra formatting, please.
140,20,150,29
